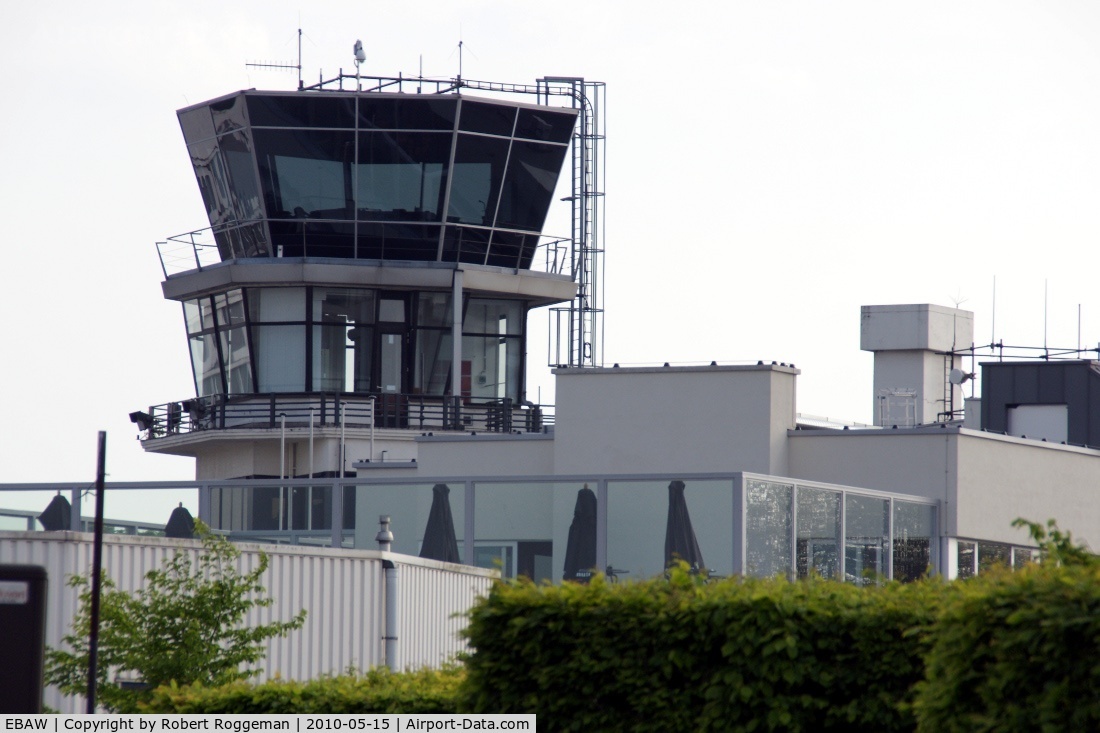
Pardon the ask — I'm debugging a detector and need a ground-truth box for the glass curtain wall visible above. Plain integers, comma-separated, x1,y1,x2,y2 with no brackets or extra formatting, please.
606,479,734,580
892,501,936,582
180,92,575,265
462,299,523,402
845,494,890,584
182,286,524,400
182,289,254,397
745,480,794,578
743,478,935,583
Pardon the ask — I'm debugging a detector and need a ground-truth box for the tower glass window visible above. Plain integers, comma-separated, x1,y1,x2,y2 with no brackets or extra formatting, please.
179,91,577,265
180,286,526,401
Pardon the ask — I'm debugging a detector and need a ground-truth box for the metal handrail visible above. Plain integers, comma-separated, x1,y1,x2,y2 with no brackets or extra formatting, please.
156,224,575,279
136,392,552,441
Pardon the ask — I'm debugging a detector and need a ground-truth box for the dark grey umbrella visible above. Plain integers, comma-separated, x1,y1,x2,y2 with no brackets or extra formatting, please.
665,480,705,572
165,503,195,538
38,493,71,531
419,483,460,563
562,485,598,582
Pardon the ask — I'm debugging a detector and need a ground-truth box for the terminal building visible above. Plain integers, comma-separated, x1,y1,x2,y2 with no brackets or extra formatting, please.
114,73,1100,584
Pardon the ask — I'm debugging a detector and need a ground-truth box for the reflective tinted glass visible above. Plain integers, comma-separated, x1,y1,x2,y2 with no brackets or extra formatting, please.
516,108,577,143
248,287,306,322
179,106,215,144
253,129,354,219
796,488,840,580
210,94,249,134
252,324,306,391
189,137,234,227
358,223,439,261
459,101,517,136
465,299,522,335
495,141,568,231
441,225,489,264
745,480,793,578
414,329,452,395
246,94,356,128
219,130,263,221
845,494,889,584
356,132,450,221
448,134,509,226
417,292,452,326
893,501,934,582
357,97,457,130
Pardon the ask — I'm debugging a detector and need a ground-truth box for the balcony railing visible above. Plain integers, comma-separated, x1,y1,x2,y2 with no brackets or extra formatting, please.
156,225,575,279
133,393,552,440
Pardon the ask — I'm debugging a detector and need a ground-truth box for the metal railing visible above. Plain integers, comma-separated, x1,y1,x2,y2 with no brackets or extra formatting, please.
134,392,552,440
156,225,575,279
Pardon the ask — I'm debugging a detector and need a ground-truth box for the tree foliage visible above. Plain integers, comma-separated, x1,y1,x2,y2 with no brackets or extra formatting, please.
45,522,306,712
1011,517,1096,567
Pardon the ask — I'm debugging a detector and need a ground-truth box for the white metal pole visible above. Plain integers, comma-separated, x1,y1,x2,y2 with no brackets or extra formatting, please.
369,397,375,462
385,563,399,671
279,413,286,531
308,408,315,530
340,402,347,478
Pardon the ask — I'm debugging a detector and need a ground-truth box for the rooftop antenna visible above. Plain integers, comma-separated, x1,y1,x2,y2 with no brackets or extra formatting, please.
450,30,477,89
246,27,304,89
1044,279,1049,358
991,275,997,348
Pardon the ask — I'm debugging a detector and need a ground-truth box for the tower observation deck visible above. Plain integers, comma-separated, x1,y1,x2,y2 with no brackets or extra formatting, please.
134,72,604,498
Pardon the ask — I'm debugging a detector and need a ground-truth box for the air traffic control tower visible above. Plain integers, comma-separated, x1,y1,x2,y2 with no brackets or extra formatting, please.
132,73,604,533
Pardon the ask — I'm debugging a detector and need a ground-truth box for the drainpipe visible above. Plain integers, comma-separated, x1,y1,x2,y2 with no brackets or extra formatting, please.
279,413,286,531
376,515,399,671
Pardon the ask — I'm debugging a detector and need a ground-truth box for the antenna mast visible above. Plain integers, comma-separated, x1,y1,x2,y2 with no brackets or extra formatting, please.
246,27,304,89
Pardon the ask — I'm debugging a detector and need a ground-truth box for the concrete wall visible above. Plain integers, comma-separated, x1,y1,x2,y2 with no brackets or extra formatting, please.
861,304,973,426
954,431,1100,546
189,431,419,480
552,365,798,476
788,427,1100,546
410,434,555,477
787,429,957,528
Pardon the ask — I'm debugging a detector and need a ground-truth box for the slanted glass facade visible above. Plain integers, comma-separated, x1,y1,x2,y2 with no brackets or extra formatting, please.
177,91,577,267
181,286,526,402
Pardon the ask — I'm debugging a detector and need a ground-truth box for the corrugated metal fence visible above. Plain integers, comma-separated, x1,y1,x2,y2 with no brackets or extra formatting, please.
0,531,495,713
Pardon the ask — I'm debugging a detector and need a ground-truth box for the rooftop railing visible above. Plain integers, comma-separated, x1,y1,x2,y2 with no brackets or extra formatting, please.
132,392,552,441
156,225,575,279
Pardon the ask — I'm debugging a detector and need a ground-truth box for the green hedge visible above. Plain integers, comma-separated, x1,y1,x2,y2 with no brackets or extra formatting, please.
915,562,1100,732
460,568,947,733
140,667,463,714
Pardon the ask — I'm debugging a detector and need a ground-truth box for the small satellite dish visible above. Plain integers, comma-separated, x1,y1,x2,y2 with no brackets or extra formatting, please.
353,39,366,65
948,368,975,385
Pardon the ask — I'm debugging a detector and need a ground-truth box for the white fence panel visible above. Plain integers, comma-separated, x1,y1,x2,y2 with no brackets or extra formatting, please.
0,531,494,713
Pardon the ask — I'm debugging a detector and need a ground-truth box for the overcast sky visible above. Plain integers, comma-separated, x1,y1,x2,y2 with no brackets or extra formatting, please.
4,1,1100,520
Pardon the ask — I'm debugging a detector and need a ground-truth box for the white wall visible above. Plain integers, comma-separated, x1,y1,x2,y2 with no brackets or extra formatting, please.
788,427,1100,547
552,365,798,476
954,431,1100,546
0,532,494,712
410,434,555,477
787,429,956,527
860,304,973,426
188,431,419,480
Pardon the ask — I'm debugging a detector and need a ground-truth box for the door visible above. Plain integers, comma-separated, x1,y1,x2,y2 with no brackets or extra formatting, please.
373,295,409,427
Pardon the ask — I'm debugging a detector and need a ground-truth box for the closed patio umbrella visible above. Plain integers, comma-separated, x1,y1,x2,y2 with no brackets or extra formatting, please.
562,485,598,582
38,493,71,531
419,483,460,563
165,503,195,538
665,480,705,572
